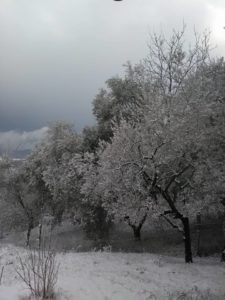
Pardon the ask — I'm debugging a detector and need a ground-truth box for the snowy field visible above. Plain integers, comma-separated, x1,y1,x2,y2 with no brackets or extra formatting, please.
0,244,224,300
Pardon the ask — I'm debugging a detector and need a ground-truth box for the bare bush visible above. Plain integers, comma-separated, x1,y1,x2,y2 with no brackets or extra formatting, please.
16,240,59,299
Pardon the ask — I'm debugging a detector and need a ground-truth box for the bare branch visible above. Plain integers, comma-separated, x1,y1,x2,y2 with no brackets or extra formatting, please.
165,164,192,193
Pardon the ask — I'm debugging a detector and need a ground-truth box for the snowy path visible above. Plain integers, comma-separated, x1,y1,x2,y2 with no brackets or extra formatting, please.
0,245,224,299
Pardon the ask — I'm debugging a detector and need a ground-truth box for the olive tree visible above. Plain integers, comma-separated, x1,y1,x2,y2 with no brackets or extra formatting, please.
29,121,82,225
95,27,215,261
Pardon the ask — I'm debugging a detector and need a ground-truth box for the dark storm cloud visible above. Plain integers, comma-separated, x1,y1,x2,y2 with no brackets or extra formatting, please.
0,0,224,137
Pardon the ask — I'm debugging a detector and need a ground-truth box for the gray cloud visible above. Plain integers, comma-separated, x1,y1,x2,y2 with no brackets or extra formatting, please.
0,127,48,155
0,0,224,133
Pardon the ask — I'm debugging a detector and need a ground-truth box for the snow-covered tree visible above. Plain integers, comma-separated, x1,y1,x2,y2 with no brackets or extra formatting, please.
81,126,100,153
97,51,225,260
97,114,198,260
81,153,113,240
28,121,82,225
145,25,210,98
3,158,44,245
92,62,148,142
188,58,225,260
0,157,24,237
96,122,152,240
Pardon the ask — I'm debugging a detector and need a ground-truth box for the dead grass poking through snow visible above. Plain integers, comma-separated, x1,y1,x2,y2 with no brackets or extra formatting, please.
168,286,225,300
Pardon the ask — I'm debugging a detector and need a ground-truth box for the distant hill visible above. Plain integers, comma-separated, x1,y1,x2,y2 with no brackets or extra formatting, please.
0,149,31,160
12,149,31,159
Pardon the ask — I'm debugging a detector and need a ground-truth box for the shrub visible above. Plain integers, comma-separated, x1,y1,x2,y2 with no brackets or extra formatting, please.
16,239,59,299
81,204,112,241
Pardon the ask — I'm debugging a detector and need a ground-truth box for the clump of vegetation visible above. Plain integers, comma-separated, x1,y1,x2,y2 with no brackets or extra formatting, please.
168,286,225,300
16,239,59,299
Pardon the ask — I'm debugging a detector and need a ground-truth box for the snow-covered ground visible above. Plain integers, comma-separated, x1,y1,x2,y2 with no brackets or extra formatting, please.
0,244,224,300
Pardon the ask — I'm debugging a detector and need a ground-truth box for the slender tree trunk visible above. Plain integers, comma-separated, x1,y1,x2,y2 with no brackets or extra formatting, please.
38,223,43,249
221,213,225,262
182,217,193,263
196,212,202,257
26,222,33,247
221,223,225,262
26,216,34,247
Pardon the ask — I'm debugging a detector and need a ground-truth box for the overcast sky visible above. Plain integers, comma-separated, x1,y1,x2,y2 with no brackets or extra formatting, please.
0,0,225,151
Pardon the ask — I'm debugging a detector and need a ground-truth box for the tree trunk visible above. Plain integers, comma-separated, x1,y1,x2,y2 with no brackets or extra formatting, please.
182,217,193,263
26,219,34,247
125,211,148,242
26,224,32,247
221,246,225,262
196,212,202,257
132,226,141,241
221,213,225,262
38,223,43,249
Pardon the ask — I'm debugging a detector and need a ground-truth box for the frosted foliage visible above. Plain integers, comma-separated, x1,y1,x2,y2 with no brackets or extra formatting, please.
27,121,84,219
98,123,149,225
97,57,225,226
